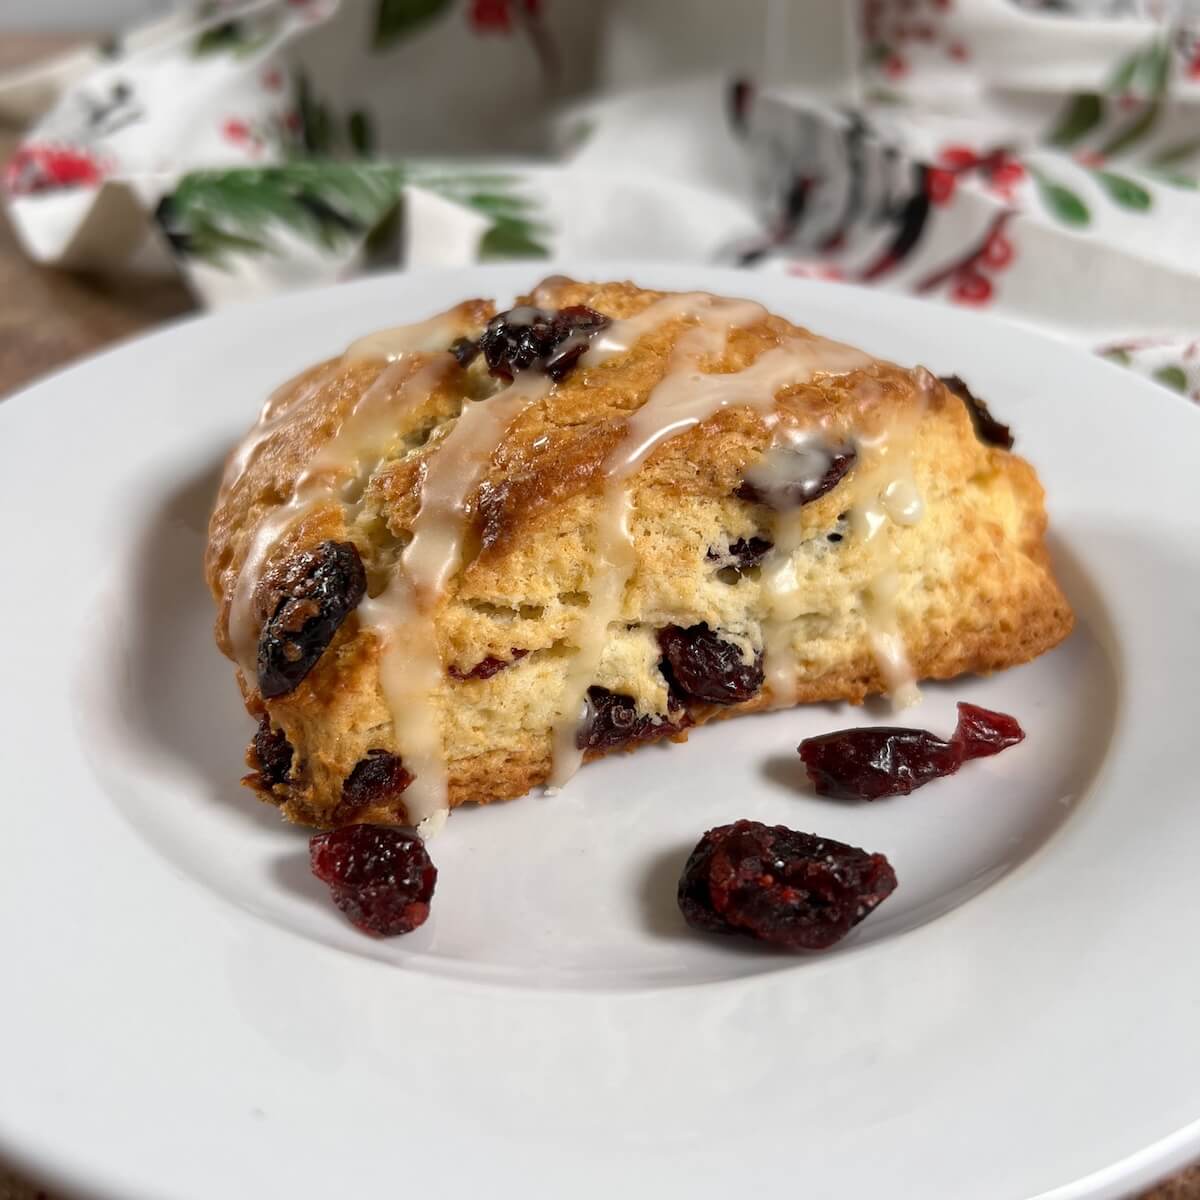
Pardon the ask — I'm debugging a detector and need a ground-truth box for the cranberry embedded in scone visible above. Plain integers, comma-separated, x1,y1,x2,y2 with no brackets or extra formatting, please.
474,305,611,382
578,686,690,752
336,750,414,823
251,713,293,787
256,540,366,699
658,624,764,705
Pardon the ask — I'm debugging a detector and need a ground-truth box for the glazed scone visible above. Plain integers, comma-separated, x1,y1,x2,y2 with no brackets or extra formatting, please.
204,279,1074,829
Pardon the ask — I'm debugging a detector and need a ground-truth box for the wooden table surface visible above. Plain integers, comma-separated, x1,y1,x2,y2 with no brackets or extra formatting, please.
0,30,1197,1200
0,32,194,399
0,153,194,402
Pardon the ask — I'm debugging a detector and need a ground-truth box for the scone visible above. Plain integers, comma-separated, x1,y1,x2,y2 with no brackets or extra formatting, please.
205,278,1074,830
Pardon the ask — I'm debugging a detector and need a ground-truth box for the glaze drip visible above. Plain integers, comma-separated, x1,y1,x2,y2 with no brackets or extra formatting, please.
228,357,443,675
224,288,928,825
549,299,873,784
344,310,481,364
372,372,552,824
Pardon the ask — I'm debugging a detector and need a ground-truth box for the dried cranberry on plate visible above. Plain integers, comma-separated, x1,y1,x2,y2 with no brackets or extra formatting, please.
797,702,1024,800
310,824,436,937
678,820,897,950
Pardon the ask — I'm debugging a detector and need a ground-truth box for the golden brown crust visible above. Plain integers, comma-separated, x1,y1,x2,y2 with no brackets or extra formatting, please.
206,278,1074,828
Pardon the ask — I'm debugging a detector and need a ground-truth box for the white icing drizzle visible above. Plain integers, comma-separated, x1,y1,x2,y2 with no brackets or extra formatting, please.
757,429,859,705
225,289,932,826
847,383,929,709
228,357,443,675
530,275,574,308
740,437,844,507
499,305,542,328
219,366,338,502
880,476,924,526
586,292,721,365
760,512,815,707
863,569,918,707
549,299,871,785
758,372,930,710
358,577,447,830
343,310,477,364
361,371,552,824
548,488,638,787
406,372,552,601
226,312,552,826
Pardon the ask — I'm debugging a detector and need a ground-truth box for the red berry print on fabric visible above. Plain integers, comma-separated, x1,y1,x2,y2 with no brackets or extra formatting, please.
981,228,1014,269
927,166,957,205
3,144,107,195
951,271,993,305
939,145,979,169
915,212,1016,309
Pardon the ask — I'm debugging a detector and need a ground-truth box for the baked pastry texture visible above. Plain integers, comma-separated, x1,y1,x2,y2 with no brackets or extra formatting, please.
205,278,1073,830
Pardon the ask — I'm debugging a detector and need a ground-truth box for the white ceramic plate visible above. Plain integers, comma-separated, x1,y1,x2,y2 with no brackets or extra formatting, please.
2,264,1198,1200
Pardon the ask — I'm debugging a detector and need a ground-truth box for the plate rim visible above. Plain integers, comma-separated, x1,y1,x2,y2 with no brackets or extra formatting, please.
3,261,1199,1200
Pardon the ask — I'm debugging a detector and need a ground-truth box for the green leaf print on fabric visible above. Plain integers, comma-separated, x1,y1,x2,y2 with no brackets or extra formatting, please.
1107,47,1141,94
1046,93,1104,147
1094,170,1152,211
462,192,535,216
161,164,404,262
373,0,454,50
158,163,552,267
1102,347,1132,366
480,219,550,259
1150,170,1198,190
1107,39,1170,97
1152,138,1200,168
294,75,376,160
1098,100,1162,158
192,12,276,59
1031,170,1091,227
348,110,375,157
296,72,334,156
407,168,552,256
1153,365,1189,392
193,22,245,56
1096,38,1169,157
1138,41,1171,96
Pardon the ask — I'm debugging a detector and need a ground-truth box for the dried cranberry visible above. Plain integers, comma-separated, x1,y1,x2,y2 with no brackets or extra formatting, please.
449,336,480,367
579,686,689,752
309,824,436,937
940,374,1014,450
252,714,293,787
257,540,366,699
735,444,856,509
447,647,529,681
799,726,962,800
953,702,1024,759
338,750,413,822
477,304,610,383
797,702,1025,800
677,820,897,950
658,624,764,705
708,535,773,576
